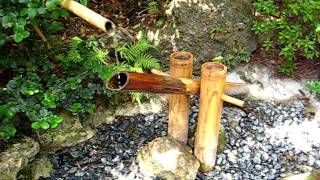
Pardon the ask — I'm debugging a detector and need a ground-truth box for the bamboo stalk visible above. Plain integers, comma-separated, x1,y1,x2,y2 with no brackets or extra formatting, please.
106,72,199,95
106,72,246,107
150,69,249,96
194,62,227,172
60,0,115,33
168,51,193,144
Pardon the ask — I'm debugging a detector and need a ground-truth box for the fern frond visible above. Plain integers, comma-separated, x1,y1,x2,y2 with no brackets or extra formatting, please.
135,53,160,70
67,37,83,63
67,50,82,63
69,37,83,49
119,39,154,63
87,49,109,65
148,2,161,15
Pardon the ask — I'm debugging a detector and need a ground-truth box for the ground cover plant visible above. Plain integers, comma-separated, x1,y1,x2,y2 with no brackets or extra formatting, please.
0,34,160,139
253,0,320,76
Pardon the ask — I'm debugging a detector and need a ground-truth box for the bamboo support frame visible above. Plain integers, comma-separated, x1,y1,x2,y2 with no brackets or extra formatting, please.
60,0,115,33
194,62,227,172
168,51,193,144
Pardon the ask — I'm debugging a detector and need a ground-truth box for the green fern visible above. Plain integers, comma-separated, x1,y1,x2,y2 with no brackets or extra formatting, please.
148,2,162,15
67,37,83,63
118,39,160,70
135,54,160,69
65,36,109,71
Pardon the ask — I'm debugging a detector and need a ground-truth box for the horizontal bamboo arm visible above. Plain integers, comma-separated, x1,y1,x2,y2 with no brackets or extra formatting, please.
60,0,115,33
107,72,246,107
107,72,199,95
150,69,249,96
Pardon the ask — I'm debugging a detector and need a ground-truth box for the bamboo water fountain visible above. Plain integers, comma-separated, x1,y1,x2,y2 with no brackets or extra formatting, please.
107,52,248,172
59,0,248,172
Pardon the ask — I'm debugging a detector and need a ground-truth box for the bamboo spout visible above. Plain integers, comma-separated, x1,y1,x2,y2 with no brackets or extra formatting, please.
107,72,199,95
60,0,115,33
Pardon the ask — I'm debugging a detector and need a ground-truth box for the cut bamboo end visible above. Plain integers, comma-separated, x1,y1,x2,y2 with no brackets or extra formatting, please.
195,62,227,172
170,51,194,67
168,51,193,144
60,0,115,33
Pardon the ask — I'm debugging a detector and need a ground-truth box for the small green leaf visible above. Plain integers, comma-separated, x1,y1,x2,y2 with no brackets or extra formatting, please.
80,0,88,6
31,122,41,129
27,8,37,18
70,103,83,113
40,122,50,129
37,7,46,15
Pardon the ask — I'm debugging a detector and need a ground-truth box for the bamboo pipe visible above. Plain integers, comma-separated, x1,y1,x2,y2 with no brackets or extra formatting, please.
106,72,246,108
168,51,193,144
194,62,227,172
60,0,115,33
150,69,249,96
107,72,199,95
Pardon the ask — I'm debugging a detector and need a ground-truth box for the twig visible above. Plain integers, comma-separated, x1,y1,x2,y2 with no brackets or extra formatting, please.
32,25,51,49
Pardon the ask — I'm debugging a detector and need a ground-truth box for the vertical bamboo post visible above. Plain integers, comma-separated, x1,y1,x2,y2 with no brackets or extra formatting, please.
194,62,227,172
168,51,193,144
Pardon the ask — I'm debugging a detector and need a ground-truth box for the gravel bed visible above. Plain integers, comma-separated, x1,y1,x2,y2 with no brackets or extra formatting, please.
44,97,320,180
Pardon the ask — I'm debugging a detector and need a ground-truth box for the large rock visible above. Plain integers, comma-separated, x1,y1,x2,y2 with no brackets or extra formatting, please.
83,95,167,128
0,136,39,180
137,137,200,180
284,169,320,180
146,0,257,72
31,155,53,180
38,111,95,152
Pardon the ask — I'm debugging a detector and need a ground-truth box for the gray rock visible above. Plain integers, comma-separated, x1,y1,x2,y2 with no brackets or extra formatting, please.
0,136,40,180
150,0,257,72
137,137,199,180
31,155,53,180
38,111,95,152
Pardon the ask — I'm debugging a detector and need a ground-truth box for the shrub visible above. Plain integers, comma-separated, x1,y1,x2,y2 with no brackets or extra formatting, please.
308,80,320,95
252,0,320,75
0,0,88,45
0,36,160,139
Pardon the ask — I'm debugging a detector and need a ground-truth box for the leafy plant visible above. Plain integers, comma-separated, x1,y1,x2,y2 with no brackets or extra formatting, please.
253,0,320,75
0,0,69,44
118,39,161,71
212,47,252,68
308,80,320,95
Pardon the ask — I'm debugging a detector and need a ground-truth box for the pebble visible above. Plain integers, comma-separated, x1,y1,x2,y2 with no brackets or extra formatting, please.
45,97,319,180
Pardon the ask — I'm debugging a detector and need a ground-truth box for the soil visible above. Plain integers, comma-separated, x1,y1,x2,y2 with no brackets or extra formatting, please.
251,48,320,80
60,0,157,41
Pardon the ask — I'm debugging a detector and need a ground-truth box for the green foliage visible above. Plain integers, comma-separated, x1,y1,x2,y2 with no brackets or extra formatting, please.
253,0,320,74
212,47,251,68
308,80,320,95
118,39,160,71
0,35,161,139
0,0,69,44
